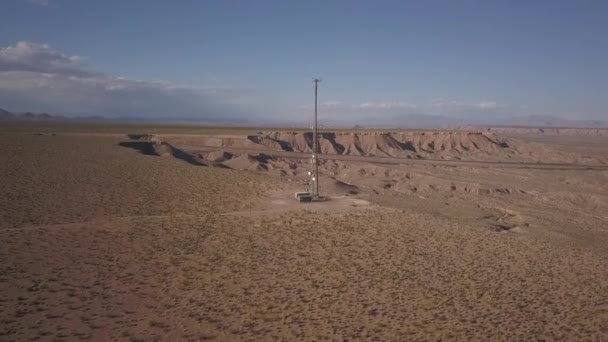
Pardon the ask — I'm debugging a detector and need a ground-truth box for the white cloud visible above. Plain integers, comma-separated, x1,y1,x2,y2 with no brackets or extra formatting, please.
473,101,502,109
0,41,516,123
431,98,505,111
0,41,259,118
0,41,84,74
320,100,343,107
28,0,49,6
300,99,419,122
314,100,417,111
355,101,417,110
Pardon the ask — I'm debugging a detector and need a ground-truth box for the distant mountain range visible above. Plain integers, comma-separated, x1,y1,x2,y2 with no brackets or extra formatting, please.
492,115,606,128
0,107,15,119
0,107,605,128
0,108,105,122
320,113,607,129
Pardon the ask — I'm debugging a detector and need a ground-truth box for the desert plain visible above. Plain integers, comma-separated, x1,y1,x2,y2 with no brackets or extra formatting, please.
1,121,608,341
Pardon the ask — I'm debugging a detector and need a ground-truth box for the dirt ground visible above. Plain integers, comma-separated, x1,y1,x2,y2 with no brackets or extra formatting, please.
1,123,608,341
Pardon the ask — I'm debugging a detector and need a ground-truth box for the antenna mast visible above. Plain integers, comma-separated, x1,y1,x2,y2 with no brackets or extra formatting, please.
312,78,321,199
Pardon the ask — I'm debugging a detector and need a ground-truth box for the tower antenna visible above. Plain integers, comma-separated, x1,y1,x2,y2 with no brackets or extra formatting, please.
312,78,321,199
294,78,322,203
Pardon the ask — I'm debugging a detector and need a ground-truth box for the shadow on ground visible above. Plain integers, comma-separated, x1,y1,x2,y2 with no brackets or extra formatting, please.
118,141,207,166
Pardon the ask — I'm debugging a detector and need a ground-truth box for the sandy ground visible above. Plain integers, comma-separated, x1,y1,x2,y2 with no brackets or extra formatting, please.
1,126,608,341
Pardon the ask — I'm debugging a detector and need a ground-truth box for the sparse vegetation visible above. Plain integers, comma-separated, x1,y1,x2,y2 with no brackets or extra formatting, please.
1,123,608,340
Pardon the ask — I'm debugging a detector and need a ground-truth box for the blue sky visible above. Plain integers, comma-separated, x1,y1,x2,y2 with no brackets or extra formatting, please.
0,0,606,123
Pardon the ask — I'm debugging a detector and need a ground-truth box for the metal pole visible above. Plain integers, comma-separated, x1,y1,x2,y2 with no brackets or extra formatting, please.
313,78,320,198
